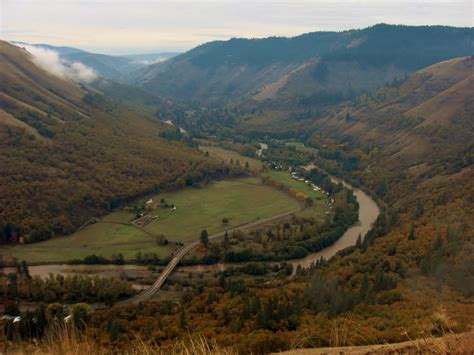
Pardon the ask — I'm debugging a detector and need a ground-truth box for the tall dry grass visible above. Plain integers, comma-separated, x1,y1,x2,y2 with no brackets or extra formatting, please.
3,320,473,354
3,323,236,355
277,328,474,354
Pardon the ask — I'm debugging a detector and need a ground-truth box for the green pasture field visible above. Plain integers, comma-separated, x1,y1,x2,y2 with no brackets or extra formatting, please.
1,219,176,264
1,177,299,263
145,177,299,241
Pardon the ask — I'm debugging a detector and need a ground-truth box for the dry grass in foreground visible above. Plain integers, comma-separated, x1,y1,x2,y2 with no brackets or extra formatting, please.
3,324,236,355
3,323,473,354
277,329,474,354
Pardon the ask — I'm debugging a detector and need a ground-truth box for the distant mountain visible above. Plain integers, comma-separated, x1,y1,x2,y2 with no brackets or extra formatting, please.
122,52,181,65
132,24,473,106
242,55,473,180
0,40,229,243
11,41,86,55
10,41,179,82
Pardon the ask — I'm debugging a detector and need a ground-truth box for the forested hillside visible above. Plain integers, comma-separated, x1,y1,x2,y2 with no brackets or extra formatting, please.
302,56,474,306
89,56,472,351
133,25,473,106
0,41,239,244
2,24,473,354
306,56,473,184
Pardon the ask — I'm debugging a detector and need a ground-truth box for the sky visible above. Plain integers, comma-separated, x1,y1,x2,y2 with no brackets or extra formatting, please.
1,0,472,55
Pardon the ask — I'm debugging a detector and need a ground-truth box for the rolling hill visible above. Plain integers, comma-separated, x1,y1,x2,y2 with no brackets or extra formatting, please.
0,41,236,244
132,24,473,106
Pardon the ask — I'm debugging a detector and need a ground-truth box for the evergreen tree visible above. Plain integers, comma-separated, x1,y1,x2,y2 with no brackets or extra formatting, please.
222,230,230,250
200,229,209,247
218,273,226,289
179,306,187,329
408,223,416,240
20,260,31,279
145,319,153,339
108,321,121,342
359,273,370,302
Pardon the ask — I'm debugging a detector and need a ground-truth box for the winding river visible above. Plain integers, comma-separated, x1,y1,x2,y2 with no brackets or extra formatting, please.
289,165,380,270
2,164,379,281
177,166,380,273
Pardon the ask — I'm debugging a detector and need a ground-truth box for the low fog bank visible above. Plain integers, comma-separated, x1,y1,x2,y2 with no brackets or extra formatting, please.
21,44,97,83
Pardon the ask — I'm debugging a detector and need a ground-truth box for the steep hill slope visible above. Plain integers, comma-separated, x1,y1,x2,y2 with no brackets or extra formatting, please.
133,25,473,106
306,56,473,183
0,41,235,244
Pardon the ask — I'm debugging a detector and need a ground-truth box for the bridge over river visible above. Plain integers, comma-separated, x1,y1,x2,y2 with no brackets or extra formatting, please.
119,163,379,304
118,208,300,304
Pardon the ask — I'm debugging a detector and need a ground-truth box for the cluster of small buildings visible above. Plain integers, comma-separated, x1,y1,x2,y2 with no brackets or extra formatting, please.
146,198,157,209
146,198,176,211
136,199,177,219
270,162,284,170
288,170,335,215
290,171,329,195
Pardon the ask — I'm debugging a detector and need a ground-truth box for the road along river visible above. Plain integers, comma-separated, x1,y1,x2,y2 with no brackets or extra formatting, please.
173,166,380,274
3,164,379,301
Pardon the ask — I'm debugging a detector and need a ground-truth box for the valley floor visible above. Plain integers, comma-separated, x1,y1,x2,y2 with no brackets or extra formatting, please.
0,177,305,264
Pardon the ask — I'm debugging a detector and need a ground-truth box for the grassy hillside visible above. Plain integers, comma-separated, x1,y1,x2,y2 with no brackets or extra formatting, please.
0,41,240,245
132,25,473,106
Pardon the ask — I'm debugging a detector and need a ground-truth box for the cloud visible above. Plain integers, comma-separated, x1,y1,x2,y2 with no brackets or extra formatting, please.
131,57,169,65
4,0,472,54
22,45,97,83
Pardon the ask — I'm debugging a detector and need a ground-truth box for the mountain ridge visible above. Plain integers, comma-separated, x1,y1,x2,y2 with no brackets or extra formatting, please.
132,24,474,106
10,41,180,82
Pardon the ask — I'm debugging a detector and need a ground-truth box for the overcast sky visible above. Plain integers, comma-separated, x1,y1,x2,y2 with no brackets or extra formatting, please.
1,0,472,55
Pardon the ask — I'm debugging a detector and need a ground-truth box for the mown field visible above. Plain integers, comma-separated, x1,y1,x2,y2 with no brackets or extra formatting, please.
1,178,299,263
0,218,177,264
145,177,299,241
199,145,263,172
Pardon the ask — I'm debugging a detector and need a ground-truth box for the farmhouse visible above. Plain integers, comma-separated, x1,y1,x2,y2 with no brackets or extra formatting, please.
145,198,157,210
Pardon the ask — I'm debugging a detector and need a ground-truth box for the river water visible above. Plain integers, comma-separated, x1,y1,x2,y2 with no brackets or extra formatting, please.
170,167,380,273
2,164,379,280
289,165,379,270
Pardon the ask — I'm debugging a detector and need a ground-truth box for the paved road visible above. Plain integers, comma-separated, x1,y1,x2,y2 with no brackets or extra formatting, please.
118,207,300,304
